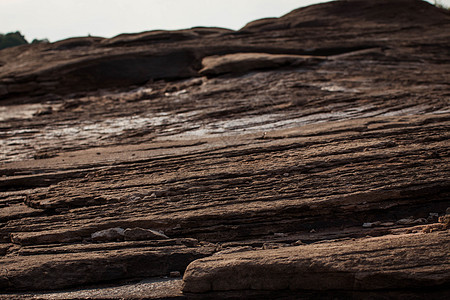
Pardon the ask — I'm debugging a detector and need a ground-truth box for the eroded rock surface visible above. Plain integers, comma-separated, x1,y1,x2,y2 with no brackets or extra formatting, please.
183,231,450,297
0,0,448,104
0,0,449,299
199,53,326,76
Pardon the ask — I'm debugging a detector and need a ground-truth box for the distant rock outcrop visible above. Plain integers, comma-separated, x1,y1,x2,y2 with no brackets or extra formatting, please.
1,0,448,104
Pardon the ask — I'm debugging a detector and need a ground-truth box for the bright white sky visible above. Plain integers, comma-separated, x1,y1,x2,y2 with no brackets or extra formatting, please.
0,0,447,42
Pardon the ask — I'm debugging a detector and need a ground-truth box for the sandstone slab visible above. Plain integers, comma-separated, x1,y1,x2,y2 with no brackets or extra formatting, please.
183,231,450,297
0,243,215,291
199,53,326,76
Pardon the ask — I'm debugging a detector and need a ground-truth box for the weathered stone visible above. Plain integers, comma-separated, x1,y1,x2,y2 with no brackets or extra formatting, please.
0,204,44,222
379,222,395,227
1,0,446,103
10,230,84,246
241,0,447,32
102,29,200,47
199,53,325,76
439,215,450,229
0,244,215,291
396,218,416,225
214,246,254,256
51,36,103,50
362,222,374,228
0,278,184,300
183,232,450,295
91,227,125,242
0,0,449,297
123,227,169,241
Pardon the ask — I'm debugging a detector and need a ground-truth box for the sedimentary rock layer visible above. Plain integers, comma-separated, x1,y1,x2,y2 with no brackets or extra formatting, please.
0,0,449,298
0,0,449,103
183,231,450,298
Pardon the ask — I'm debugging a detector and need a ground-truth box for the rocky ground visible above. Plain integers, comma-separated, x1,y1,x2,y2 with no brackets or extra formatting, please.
0,0,449,299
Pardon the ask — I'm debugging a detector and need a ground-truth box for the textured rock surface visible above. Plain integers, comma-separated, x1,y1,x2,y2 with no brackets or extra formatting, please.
1,278,184,300
0,0,448,104
199,53,326,76
0,0,449,298
183,231,450,296
124,227,170,241
91,227,125,242
0,240,215,291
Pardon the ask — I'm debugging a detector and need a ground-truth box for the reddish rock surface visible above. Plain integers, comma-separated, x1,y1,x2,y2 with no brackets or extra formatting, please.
183,231,450,297
0,0,449,299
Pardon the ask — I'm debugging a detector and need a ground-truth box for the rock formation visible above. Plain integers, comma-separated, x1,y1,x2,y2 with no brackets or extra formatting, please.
0,0,449,298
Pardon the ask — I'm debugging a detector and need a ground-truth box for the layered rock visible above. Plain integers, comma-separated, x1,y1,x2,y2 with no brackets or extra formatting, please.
199,53,326,76
0,0,448,103
0,239,215,291
0,0,449,298
183,231,450,298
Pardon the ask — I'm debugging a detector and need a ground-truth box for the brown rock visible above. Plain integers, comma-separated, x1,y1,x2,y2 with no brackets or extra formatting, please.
123,227,169,241
241,0,448,32
2,0,447,103
439,215,450,229
0,204,44,222
10,230,84,246
0,244,215,291
183,232,450,295
51,36,103,50
396,217,417,225
0,0,449,296
199,53,325,76
101,29,200,47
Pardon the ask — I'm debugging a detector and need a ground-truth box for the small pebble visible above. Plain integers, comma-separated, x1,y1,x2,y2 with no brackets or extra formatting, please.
362,223,374,228
274,232,287,237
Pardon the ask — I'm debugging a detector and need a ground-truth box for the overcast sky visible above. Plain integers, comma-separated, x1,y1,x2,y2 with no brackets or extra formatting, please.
1,0,447,42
